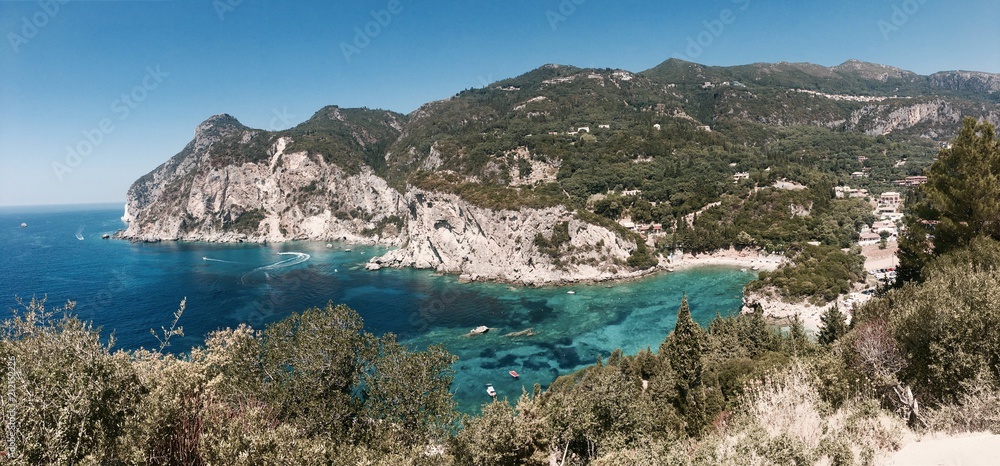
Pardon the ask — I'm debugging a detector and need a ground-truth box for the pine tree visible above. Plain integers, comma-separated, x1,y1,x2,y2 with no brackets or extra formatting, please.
898,117,1000,282
817,305,848,345
661,296,707,435
787,313,810,355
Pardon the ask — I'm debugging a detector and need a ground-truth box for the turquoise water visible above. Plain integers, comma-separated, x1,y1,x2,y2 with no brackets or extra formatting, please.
0,204,754,412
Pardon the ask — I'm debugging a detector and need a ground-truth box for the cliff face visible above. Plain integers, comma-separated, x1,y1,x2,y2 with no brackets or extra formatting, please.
846,100,1000,137
119,117,406,244
119,114,654,285
365,189,647,286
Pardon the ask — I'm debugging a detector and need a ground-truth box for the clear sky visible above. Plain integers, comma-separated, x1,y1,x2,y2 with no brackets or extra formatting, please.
1,0,998,207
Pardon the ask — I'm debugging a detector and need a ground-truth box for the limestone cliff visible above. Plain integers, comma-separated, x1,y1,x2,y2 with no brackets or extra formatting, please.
365,189,652,286
119,112,406,244
118,112,656,285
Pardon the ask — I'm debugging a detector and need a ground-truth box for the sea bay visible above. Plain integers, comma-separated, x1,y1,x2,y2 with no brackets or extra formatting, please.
0,204,754,412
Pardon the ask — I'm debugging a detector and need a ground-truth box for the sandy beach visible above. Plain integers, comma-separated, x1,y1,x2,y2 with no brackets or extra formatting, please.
667,248,787,272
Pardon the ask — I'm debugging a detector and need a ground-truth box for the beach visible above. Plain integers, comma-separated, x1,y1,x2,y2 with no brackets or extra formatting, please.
668,248,787,272
668,248,880,333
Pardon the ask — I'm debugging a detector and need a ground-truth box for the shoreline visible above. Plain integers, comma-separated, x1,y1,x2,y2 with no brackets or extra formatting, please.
112,232,785,289
667,248,787,273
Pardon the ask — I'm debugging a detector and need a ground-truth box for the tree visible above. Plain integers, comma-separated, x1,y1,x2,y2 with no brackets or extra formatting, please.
451,399,536,465
259,303,368,437
898,118,1000,282
786,313,811,356
661,296,708,435
359,335,458,448
879,230,890,250
817,305,848,346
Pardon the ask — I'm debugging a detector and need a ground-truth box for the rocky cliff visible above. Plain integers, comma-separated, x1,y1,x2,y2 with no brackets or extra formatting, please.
119,112,655,285
365,189,648,285
119,111,407,244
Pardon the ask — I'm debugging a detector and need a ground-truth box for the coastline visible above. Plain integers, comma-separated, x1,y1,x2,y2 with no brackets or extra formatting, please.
667,248,787,273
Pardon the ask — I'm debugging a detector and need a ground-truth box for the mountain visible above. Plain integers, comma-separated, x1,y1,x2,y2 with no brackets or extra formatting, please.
120,108,406,244
118,59,1000,284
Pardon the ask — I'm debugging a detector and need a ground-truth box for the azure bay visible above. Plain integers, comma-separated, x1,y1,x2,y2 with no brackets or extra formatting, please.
0,204,753,412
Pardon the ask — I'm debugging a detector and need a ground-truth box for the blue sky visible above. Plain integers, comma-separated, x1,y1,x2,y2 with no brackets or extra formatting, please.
1,0,998,207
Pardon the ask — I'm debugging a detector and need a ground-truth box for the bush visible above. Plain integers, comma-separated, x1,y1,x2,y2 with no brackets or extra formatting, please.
856,238,1000,404
0,298,143,464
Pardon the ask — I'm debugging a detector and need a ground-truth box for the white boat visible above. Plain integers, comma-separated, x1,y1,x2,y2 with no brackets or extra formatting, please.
470,325,489,335
486,384,497,397
19,222,26,228
567,291,575,295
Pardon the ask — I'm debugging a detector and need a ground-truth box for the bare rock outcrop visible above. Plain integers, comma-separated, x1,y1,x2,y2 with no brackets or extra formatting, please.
366,189,654,286
118,118,405,244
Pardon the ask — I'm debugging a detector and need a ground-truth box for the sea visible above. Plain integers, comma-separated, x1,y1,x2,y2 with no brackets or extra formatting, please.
0,203,755,412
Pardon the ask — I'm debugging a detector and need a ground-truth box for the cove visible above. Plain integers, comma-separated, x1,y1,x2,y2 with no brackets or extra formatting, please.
0,205,755,412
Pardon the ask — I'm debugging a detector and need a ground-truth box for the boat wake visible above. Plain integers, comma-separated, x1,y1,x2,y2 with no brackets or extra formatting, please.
202,257,239,264
240,252,311,285
75,225,85,241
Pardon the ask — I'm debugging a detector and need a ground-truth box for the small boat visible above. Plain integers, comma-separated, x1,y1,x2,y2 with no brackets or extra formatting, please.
470,325,489,335
567,291,575,295
19,222,26,228
486,384,497,398
509,370,519,379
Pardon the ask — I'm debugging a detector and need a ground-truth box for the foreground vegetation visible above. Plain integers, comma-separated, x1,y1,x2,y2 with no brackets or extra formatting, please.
3,234,1000,465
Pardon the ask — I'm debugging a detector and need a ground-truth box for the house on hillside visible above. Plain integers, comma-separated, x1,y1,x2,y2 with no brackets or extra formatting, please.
880,191,901,207
858,231,882,246
872,220,898,235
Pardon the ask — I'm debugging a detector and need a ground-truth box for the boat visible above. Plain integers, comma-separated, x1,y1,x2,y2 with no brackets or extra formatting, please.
19,222,26,228
509,370,519,379
470,325,489,335
486,384,497,397
567,290,575,295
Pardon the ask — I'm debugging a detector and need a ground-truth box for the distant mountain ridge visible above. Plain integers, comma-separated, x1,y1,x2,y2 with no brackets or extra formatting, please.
118,58,1000,284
